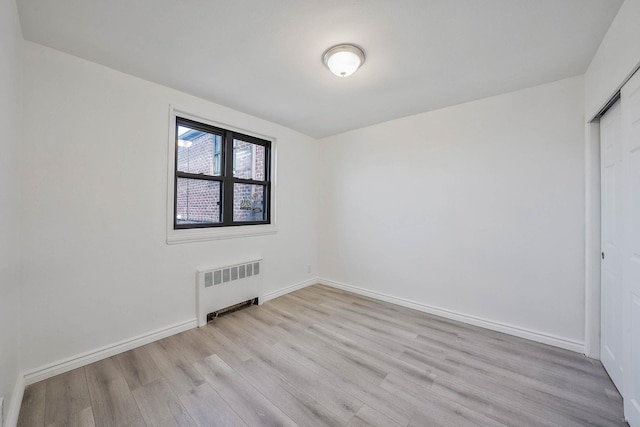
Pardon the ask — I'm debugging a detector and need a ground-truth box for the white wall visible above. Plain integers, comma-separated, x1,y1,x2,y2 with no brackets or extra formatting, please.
585,0,640,119
318,76,586,347
20,41,318,373
0,0,23,419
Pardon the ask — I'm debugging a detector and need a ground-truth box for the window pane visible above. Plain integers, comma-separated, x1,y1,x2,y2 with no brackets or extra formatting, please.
176,178,221,224
233,184,266,222
177,126,222,176
233,139,266,180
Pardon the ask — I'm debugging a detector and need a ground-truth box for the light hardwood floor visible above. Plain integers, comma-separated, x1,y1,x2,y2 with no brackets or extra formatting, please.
18,285,627,426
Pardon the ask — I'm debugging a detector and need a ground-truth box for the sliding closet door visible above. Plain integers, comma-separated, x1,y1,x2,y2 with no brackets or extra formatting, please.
600,99,624,392
621,69,640,427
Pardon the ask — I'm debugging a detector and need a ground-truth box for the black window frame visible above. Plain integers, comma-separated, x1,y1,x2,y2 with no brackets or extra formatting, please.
174,116,271,229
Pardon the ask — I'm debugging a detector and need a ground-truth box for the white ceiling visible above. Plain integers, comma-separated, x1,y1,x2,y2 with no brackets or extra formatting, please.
17,0,623,138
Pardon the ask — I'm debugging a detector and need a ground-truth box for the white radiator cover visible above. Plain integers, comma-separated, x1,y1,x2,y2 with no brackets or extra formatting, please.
196,258,263,327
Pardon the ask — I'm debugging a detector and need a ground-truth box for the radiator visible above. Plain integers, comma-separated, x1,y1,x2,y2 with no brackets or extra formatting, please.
196,259,262,327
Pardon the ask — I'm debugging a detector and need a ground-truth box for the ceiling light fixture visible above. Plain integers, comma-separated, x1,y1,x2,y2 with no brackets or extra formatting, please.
177,139,192,148
323,44,366,77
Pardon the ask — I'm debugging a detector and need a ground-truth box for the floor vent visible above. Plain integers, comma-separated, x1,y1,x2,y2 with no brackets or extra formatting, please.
196,259,262,327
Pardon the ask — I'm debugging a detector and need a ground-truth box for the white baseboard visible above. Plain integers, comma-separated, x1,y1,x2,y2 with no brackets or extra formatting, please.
261,278,318,304
5,374,24,427
23,319,197,385
318,278,585,354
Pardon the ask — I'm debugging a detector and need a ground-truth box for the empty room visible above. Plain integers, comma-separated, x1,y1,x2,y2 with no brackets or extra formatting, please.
2,0,640,426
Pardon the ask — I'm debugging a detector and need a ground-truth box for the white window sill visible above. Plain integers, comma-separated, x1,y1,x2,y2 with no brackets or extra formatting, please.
167,224,277,244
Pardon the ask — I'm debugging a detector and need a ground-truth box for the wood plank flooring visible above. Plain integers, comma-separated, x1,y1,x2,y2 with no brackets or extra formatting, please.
18,284,627,426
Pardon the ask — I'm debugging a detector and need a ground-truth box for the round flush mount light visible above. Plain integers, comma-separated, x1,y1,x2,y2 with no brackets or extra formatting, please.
323,44,366,77
177,139,192,148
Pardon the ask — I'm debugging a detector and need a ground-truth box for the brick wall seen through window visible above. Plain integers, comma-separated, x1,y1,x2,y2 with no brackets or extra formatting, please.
175,117,271,228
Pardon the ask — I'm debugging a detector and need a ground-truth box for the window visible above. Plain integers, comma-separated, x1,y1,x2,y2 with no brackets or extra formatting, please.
174,116,271,229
